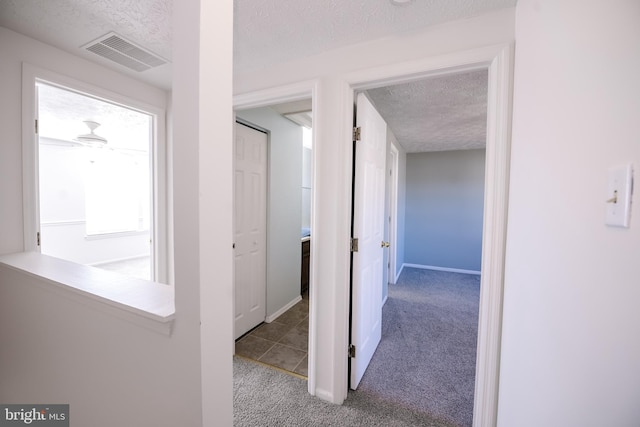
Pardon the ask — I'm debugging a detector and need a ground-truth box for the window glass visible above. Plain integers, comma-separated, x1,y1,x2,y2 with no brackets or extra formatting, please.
37,82,153,280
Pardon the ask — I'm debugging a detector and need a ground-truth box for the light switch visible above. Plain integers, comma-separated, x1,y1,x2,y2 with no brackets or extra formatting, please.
605,164,633,227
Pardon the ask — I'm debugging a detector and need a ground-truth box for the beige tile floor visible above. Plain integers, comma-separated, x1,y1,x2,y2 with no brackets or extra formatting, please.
235,292,309,377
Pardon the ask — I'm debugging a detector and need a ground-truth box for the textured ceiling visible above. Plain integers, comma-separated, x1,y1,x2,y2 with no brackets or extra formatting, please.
0,0,516,87
234,0,515,73
38,83,152,152
0,0,172,89
0,0,511,152
366,69,488,152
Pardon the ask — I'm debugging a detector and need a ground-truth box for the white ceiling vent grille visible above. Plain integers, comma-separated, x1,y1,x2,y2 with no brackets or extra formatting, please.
82,32,168,72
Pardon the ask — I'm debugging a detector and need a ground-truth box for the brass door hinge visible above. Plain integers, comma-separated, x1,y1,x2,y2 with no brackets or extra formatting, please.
353,126,361,141
350,237,359,252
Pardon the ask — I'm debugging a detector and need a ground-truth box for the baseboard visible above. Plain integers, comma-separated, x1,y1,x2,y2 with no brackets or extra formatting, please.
265,295,303,323
402,263,481,276
382,293,388,307
394,264,405,283
315,388,339,404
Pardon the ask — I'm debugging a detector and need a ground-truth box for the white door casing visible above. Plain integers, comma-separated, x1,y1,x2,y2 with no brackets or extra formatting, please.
388,144,399,285
350,93,387,389
382,143,390,298
234,122,267,339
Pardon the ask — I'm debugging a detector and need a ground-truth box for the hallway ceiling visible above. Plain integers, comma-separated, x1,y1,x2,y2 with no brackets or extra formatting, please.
0,0,511,152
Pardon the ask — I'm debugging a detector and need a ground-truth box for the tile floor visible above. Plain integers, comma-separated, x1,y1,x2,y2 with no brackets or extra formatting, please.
235,292,309,377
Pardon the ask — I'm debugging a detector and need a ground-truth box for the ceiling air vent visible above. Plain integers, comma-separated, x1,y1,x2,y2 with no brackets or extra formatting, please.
82,32,168,72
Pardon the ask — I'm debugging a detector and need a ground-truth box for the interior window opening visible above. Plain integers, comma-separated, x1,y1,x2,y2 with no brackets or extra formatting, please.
36,81,155,281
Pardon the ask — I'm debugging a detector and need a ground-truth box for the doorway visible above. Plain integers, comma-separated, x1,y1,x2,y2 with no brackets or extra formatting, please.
351,77,487,424
343,46,512,423
233,100,314,378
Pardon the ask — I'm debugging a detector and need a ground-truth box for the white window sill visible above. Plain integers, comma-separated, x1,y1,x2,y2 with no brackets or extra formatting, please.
84,229,149,240
0,252,175,335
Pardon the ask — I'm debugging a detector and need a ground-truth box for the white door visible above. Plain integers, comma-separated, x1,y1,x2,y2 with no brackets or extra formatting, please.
350,93,387,389
234,122,267,339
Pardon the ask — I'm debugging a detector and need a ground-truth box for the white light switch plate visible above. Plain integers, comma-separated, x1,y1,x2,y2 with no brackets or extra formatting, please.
606,164,633,227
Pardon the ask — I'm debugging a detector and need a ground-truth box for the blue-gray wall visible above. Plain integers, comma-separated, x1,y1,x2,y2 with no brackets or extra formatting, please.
236,107,303,317
405,149,485,272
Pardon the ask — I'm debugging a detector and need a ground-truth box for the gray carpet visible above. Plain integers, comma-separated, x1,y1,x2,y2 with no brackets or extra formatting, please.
356,268,480,427
233,268,479,426
234,357,449,426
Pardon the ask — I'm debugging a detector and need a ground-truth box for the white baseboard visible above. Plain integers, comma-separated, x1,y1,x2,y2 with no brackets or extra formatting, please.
394,264,405,283
315,388,337,403
382,293,388,307
402,263,481,276
265,295,303,323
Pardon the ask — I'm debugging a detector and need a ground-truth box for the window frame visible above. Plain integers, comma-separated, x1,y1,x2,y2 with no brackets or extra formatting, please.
22,63,169,284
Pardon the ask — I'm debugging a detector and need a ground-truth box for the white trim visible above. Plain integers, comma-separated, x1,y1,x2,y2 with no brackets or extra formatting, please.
265,295,303,323
402,263,481,276
314,389,335,403
337,43,513,426
382,293,388,307
395,263,405,283
472,43,513,427
233,80,319,398
388,144,399,285
234,80,318,110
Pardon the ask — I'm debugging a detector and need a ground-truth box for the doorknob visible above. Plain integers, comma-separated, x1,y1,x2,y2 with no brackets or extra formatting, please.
381,241,390,248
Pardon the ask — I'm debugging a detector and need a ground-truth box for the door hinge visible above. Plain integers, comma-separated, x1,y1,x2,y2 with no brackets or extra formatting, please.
35,119,39,134
37,231,41,247
353,126,361,141
350,237,359,252
349,344,356,358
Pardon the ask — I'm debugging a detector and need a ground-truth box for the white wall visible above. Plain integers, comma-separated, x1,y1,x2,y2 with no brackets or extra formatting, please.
234,8,515,403
0,264,194,426
0,1,235,422
0,24,205,426
0,28,168,256
188,1,235,425
236,107,304,316
498,1,640,425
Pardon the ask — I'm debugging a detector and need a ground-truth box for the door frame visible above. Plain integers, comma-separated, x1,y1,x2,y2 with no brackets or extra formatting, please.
341,43,513,426
388,143,399,285
233,80,319,395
